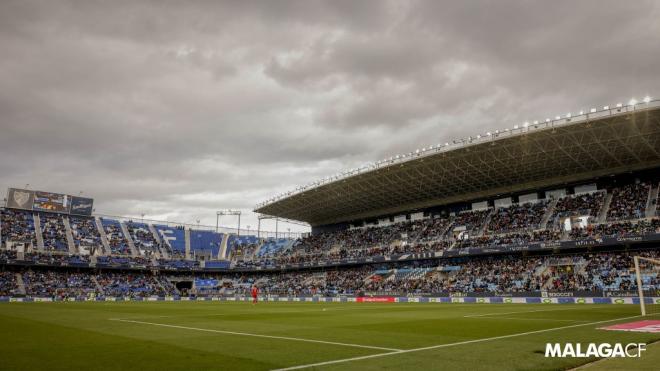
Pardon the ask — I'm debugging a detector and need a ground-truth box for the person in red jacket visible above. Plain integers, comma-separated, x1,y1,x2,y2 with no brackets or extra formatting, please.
251,285,258,305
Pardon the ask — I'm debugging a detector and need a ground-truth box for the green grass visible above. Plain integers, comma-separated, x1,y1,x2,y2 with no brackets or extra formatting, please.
0,302,658,370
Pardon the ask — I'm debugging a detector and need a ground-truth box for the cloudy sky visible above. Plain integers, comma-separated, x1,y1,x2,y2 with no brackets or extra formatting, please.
1,0,659,233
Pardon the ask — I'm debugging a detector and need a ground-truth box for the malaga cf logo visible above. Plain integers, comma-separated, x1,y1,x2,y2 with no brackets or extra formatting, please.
13,190,31,208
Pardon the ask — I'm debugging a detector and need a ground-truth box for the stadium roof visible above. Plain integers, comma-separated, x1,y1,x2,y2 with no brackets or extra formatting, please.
255,99,660,227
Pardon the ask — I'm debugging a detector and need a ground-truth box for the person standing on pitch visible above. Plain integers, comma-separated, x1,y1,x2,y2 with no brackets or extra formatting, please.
251,284,258,305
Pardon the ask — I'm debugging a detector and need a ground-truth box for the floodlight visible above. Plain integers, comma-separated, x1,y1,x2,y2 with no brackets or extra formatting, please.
590,108,597,113
514,125,519,129
643,96,651,103
579,110,584,115
629,98,637,106
616,103,623,108
603,105,609,110
555,116,560,120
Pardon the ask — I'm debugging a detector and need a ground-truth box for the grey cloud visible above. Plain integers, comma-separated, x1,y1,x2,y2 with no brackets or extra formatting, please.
1,0,659,231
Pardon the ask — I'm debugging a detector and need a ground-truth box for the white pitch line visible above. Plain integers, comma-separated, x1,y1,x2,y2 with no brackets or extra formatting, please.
271,314,643,371
490,317,590,322
463,306,600,318
109,318,401,352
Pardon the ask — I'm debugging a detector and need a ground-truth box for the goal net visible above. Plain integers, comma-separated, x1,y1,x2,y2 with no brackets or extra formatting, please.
634,256,660,316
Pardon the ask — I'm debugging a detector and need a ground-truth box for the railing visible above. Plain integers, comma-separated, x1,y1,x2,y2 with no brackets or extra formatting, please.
93,213,302,239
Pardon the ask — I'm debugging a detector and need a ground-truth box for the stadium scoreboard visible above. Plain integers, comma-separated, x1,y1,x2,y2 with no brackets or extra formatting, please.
5,187,93,216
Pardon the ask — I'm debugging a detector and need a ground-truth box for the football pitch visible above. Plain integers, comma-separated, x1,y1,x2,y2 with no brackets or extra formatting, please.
0,302,658,371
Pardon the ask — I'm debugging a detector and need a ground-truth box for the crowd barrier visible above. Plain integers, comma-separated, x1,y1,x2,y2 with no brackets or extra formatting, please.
1,295,659,304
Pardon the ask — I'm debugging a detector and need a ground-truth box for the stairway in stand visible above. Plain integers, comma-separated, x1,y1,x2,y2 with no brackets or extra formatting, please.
94,217,111,255
597,192,613,223
33,213,45,251
540,198,559,229
62,216,78,254
184,228,191,260
15,273,26,295
646,183,659,217
218,234,229,260
149,224,168,259
119,221,139,257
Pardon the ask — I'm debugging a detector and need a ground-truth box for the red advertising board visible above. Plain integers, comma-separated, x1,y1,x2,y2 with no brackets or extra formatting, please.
356,297,396,303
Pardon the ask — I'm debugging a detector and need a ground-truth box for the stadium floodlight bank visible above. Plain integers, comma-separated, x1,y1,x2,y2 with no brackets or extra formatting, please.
634,256,660,316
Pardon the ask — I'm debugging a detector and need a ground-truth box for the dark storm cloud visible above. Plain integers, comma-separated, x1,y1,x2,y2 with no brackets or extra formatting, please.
1,0,659,231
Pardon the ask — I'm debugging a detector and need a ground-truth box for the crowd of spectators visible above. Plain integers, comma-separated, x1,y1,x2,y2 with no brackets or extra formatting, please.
570,219,660,240
40,213,69,252
253,217,457,267
544,251,660,292
487,201,549,233
0,250,17,263
69,216,102,255
286,217,453,259
543,262,590,291
451,209,491,234
1,249,658,298
552,192,605,221
22,270,96,298
229,243,259,260
103,223,131,256
416,217,452,242
456,229,564,249
1,182,658,276
0,271,18,296
456,233,535,249
126,222,162,258
448,256,546,293
228,250,660,295
1,209,37,247
607,182,651,221
95,272,175,298
252,240,451,268
18,270,175,298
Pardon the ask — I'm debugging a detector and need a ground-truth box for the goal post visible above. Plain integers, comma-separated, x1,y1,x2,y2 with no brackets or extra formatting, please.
634,256,660,316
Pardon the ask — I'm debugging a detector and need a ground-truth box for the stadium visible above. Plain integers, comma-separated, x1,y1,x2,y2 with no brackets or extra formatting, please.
2,99,660,370
2,2,660,371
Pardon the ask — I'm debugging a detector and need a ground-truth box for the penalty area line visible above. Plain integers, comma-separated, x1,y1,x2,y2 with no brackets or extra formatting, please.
109,318,401,352
271,314,644,371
